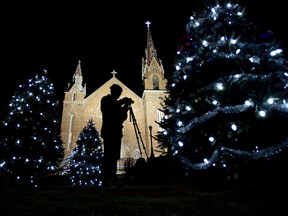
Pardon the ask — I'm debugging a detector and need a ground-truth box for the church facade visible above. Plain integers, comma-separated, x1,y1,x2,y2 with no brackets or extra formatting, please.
60,22,168,162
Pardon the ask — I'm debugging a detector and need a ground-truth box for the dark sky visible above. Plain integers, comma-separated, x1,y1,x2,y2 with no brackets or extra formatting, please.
1,1,287,113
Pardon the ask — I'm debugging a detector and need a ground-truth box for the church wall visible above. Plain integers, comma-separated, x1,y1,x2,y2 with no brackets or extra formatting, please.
61,100,85,158
61,76,149,160
142,90,167,157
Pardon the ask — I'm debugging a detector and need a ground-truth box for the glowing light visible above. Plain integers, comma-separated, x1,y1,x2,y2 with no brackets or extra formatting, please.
259,110,266,117
186,57,193,62
231,124,237,131
249,56,260,63
177,121,183,126
215,83,224,90
234,74,241,79
209,137,214,142
230,39,237,44
267,98,274,104
270,49,282,56
0,161,5,167
245,100,252,106
202,40,209,47
185,106,192,111
203,158,209,164
178,141,184,147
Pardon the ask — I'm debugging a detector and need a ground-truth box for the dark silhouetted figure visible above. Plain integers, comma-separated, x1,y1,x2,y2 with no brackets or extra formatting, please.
100,84,132,188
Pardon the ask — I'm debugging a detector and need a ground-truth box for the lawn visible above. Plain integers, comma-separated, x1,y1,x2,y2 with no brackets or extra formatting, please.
1,173,287,216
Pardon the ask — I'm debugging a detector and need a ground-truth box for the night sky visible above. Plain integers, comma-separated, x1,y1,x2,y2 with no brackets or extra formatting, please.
1,0,287,113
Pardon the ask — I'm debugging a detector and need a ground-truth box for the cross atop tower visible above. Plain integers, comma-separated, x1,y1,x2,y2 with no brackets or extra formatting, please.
145,21,151,28
111,70,117,77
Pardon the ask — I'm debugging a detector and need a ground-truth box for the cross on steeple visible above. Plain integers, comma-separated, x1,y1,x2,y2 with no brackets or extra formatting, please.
145,21,151,28
111,70,117,77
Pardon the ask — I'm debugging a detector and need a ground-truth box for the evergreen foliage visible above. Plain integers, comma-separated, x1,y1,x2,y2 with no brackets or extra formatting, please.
0,69,64,189
63,118,103,186
158,0,288,174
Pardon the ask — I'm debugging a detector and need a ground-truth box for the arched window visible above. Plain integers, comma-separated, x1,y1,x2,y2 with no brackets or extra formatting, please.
152,75,159,90
67,115,74,150
72,91,76,101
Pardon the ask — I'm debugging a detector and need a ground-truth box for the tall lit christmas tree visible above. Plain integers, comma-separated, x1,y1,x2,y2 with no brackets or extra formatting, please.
0,69,64,189
63,118,103,187
158,0,288,173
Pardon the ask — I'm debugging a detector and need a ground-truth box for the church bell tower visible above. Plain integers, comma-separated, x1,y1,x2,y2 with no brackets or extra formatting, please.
141,21,167,158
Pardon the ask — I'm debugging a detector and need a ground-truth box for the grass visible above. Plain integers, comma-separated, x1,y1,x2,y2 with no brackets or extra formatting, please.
1,173,288,216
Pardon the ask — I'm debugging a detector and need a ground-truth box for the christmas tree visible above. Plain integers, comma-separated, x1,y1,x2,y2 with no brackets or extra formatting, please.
158,0,288,174
0,69,64,189
63,118,103,187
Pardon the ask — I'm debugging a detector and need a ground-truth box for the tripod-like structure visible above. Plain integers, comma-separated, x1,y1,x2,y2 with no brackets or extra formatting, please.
129,106,148,159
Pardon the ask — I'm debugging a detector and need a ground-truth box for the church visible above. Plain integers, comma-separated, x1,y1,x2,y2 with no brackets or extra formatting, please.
60,21,168,162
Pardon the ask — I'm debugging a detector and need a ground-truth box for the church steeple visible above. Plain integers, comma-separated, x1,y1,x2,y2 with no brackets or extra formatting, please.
66,59,86,96
72,60,83,85
145,21,157,65
140,21,168,159
142,21,166,90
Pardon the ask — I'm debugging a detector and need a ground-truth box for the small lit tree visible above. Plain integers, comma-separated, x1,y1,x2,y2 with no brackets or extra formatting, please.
64,118,103,186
